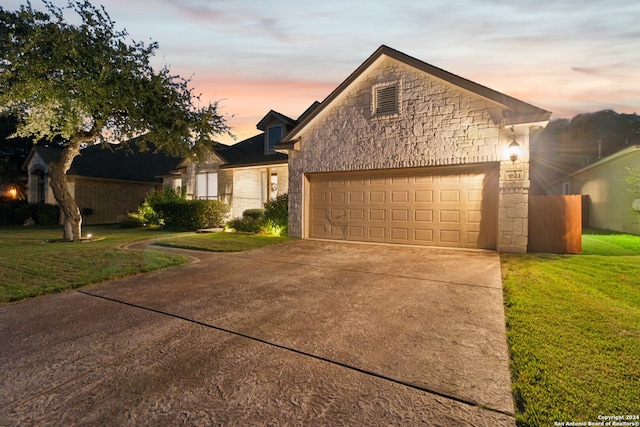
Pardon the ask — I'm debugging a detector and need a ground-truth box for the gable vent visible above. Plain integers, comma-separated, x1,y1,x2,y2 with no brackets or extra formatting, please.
374,84,398,116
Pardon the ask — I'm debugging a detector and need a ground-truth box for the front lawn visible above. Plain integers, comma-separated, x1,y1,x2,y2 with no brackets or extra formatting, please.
0,226,189,304
153,231,292,252
502,229,640,426
0,227,292,305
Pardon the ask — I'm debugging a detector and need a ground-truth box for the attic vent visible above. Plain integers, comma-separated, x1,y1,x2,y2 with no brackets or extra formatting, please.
373,82,399,117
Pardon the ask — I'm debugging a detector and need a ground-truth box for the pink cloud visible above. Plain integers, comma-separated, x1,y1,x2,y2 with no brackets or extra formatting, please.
187,76,337,144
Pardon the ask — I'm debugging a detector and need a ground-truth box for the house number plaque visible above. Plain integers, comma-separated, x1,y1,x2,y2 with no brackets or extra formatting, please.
505,170,523,180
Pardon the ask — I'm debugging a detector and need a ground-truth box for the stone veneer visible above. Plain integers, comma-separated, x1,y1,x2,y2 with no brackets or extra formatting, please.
288,57,534,253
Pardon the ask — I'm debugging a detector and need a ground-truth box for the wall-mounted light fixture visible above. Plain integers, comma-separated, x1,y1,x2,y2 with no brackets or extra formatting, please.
509,138,520,163
508,127,520,163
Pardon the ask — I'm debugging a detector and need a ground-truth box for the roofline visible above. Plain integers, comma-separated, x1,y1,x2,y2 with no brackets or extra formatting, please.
219,159,288,170
566,144,640,178
67,174,162,185
256,110,297,131
281,45,551,144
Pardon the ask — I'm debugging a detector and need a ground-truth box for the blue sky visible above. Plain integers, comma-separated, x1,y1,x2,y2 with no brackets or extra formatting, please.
5,0,640,143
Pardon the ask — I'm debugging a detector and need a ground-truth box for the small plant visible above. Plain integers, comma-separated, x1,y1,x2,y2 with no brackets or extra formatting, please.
263,193,288,236
130,186,184,227
227,209,265,233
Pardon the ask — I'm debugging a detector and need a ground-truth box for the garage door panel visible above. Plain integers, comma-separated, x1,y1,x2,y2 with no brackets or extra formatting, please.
415,190,433,202
349,226,364,239
369,227,386,239
440,189,460,203
370,191,386,202
415,210,433,222
414,229,434,242
349,209,365,220
440,230,461,244
391,210,409,222
467,210,482,223
312,192,327,203
391,228,409,241
350,191,365,203
308,165,497,249
439,210,460,223
391,191,409,203
370,209,386,221
312,208,326,219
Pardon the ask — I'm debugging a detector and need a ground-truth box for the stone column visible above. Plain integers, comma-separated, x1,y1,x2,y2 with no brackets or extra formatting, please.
498,129,530,253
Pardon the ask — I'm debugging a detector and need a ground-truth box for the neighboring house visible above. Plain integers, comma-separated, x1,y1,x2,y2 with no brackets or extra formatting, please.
165,106,318,218
562,145,640,235
276,45,551,253
23,144,181,224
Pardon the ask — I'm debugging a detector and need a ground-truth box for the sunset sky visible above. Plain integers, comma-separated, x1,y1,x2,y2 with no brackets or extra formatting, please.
5,0,640,144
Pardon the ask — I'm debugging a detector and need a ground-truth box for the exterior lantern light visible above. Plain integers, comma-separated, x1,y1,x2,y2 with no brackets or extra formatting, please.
509,138,520,163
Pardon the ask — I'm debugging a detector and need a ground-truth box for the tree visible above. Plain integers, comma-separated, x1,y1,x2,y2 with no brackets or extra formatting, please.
0,1,230,240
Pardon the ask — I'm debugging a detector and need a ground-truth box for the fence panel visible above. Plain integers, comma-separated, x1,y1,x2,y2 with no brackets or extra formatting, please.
529,195,582,254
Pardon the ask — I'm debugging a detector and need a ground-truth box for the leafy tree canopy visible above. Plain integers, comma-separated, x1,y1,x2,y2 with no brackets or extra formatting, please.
531,110,640,194
0,1,230,239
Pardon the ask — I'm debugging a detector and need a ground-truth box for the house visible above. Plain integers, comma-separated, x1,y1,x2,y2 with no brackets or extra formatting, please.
165,105,318,218
276,45,551,253
23,144,182,224
563,145,640,235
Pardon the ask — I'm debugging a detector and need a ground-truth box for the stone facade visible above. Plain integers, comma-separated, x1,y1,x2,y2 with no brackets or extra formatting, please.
287,55,540,253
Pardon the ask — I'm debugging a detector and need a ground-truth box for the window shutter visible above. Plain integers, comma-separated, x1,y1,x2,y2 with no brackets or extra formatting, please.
375,84,398,116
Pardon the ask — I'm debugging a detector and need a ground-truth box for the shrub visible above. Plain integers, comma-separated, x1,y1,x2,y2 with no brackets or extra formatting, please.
132,185,184,227
201,200,230,228
0,201,59,225
243,208,264,220
119,213,145,228
227,208,265,233
263,193,288,236
154,199,230,231
34,204,60,225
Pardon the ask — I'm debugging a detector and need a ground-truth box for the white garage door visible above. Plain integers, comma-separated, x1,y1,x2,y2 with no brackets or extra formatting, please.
308,165,498,249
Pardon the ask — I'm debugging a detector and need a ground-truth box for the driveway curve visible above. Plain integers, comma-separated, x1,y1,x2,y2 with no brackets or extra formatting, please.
0,239,515,426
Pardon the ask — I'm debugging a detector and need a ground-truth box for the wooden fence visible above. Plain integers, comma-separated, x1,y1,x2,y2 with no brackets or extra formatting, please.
529,195,582,254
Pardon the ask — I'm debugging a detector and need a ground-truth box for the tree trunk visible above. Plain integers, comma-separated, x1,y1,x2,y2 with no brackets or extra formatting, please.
49,141,83,241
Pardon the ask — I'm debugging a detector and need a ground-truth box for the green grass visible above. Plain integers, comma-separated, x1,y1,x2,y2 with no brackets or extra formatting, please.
153,231,292,252
0,225,188,304
502,229,640,426
0,227,292,305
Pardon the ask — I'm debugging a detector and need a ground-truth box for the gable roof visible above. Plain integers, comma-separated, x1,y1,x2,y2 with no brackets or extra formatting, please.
26,144,182,183
279,45,551,147
217,103,320,168
256,110,297,131
217,134,288,168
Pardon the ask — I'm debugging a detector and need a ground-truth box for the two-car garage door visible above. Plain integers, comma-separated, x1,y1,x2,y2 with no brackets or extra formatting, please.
308,164,498,249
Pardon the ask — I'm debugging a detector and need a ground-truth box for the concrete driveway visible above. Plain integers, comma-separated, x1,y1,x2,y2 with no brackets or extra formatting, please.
0,240,515,426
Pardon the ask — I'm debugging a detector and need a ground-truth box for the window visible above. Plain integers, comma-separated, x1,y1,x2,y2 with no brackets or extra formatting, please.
267,125,283,151
563,182,571,195
373,81,400,117
195,172,218,200
172,178,182,192
34,170,46,204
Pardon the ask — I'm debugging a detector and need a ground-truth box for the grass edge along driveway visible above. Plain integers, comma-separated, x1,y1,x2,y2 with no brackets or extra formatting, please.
0,226,291,305
501,229,640,426
3,225,638,425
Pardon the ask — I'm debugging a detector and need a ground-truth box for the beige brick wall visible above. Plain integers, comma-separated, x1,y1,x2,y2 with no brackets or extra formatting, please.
288,57,532,252
228,165,288,218
74,177,157,224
